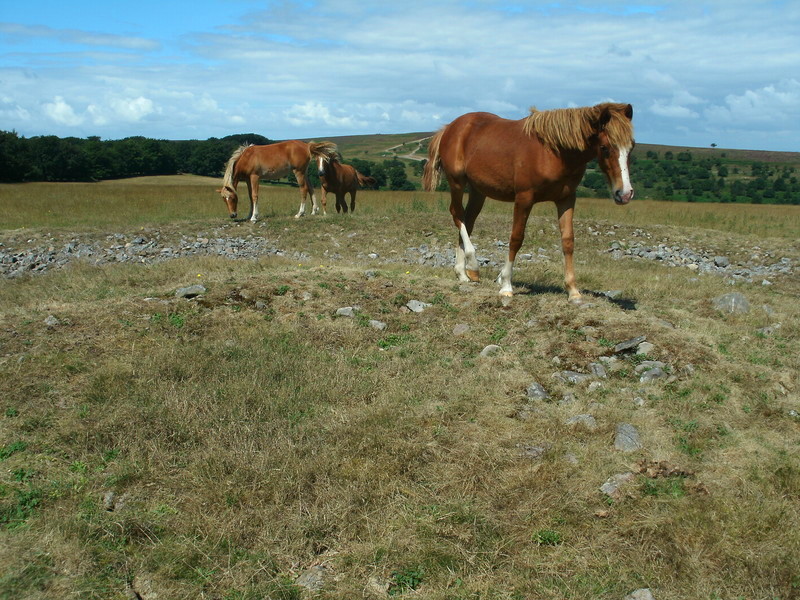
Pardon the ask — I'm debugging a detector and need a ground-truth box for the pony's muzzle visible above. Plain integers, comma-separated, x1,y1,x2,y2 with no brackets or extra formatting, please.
230,212,237,219
614,189,634,205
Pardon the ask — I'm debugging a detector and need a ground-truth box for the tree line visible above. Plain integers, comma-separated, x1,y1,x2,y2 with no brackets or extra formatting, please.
0,130,417,191
2,130,797,203
581,149,800,205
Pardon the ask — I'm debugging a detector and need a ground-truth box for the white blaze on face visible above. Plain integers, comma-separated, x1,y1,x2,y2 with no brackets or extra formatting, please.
318,156,325,173
617,146,633,197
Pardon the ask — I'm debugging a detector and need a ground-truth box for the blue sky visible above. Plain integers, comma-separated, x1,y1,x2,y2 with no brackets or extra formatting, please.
1,0,799,151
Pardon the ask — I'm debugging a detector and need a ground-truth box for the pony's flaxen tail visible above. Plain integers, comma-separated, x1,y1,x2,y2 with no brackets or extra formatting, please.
308,141,339,161
422,130,445,192
222,144,251,191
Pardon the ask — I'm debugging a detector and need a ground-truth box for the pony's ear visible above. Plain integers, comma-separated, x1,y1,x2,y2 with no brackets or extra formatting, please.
595,106,613,131
624,104,633,120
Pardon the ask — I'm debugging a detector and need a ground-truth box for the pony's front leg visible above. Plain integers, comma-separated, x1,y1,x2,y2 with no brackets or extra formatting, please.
247,175,260,222
319,187,328,216
557,198,581,303
498,194,533,297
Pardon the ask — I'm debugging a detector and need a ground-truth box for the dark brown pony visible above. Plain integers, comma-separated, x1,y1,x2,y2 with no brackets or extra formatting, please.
218,140,338,221
316,156,377,213
423,103,634,303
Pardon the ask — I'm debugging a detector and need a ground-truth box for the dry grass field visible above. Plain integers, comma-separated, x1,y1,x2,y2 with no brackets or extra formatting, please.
1,178,799,599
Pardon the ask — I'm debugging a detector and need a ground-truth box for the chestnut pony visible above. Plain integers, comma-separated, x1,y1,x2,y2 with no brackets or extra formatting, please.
317,156,377,214
218,140,338,221
423,103,634,303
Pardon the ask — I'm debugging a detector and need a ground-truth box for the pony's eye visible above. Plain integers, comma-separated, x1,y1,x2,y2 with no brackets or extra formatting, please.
600,145,610,158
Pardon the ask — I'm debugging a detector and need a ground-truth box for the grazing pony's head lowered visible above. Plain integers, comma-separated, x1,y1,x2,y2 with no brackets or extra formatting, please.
217,144,251,218
524,103,635,204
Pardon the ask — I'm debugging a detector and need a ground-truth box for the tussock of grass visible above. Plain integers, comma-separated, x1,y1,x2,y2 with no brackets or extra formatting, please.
1,182,799,599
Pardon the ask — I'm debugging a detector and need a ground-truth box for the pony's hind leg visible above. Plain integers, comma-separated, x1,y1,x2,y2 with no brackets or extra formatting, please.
462,188,485,281
449,182,479,282
294,169,319,217
349,190,356,213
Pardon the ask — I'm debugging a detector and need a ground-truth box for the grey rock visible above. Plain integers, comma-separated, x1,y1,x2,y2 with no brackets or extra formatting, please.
636,341,655,355
336,306,358,317
452,323,470,336
44,315,61,328
406,299,432,313
526,382,550,400
565,414,598,430
560,370,596,385
639,367,668,383
712,292,750,314
634,361,667,374
295,565,330,591
588,362,608,379
175,284,206,298
369,320,387,331
625,589,656,600
480,344,502,358
714,256,730,268
587,381,604,393
518,443,550,460
614,335,647,354
600,472,636,499
615,423,643,452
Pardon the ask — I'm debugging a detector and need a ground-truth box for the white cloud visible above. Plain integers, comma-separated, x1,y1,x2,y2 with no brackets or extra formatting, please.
110,96,156,122
1,1,799,149
43,96,83,126
704,79,800,126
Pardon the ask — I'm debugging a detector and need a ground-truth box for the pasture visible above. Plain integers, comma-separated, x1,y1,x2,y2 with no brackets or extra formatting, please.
1,177,799,599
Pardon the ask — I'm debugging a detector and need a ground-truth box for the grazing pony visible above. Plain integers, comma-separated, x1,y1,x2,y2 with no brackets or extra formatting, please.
423,103,634,303
218,140,338,221
317,156,377,213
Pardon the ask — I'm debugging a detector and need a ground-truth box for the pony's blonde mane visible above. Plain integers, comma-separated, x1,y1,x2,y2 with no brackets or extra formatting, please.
522,103,633,152
222,144,252,190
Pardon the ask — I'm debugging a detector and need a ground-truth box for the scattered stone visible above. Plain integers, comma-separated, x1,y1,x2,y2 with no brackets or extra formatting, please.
615,423,643,452
633,396,646,407
558,370,596,385
757,323,781,336
364,269,378,279
636,341,655,355
560,394,577,405
102,491,116,511
452,323,470,336
175,284,206,298
480,344,502,358
712,292,750,314
587,381,603,393
526,382,550,400
406,299,432,313
614,335,647,354
44,315,60,328
714,256,730,268
588,362,608,379
518,443,550,460
565,414,598,430
295,565,330,591
603,289,623,299
625,588,656,600
336,306,357,317
634,361,667,374
639,367,669,383
600,472,636,499
369,320,387,331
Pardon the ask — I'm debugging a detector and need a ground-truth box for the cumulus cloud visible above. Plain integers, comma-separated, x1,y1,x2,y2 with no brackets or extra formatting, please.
1,1,798,149
110,96,156,122
43,96,83,126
